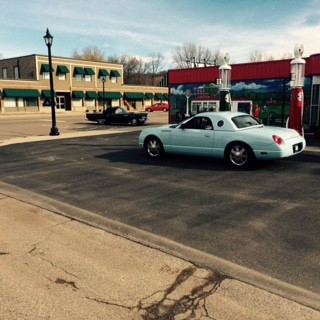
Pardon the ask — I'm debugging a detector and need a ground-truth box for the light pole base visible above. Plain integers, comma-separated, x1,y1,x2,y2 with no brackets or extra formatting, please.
50,127,60,136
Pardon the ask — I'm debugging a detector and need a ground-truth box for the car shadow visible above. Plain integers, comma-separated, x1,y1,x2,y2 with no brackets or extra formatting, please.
95,148,280,172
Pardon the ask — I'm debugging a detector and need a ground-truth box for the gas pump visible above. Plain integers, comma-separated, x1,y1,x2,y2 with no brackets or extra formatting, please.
288,44,305,135
218,53,232,111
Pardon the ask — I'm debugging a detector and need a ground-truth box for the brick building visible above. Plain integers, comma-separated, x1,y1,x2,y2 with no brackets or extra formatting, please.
0,54,168,113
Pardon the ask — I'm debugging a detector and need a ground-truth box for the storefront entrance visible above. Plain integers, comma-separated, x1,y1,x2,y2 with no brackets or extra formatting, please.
56,93,71,111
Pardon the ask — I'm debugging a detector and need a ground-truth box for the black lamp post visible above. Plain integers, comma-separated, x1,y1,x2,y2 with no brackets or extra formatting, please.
102,76,106,111
43,28,59,136
101,76,106,111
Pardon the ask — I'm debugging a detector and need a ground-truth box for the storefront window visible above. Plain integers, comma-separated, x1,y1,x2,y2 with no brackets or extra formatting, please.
42,72,50,80
58,73,66,80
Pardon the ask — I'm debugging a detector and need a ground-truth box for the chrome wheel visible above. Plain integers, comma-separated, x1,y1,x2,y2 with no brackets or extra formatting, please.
226,143,253,167
131,118,138,126
145,137,163,157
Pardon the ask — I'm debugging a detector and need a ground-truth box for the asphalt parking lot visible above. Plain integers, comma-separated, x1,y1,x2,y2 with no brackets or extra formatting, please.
1,111,320,318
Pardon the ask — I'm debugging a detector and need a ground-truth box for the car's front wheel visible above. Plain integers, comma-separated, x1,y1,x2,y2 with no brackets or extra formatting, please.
131,118,138,126
225,142,255,168
144,136,164,158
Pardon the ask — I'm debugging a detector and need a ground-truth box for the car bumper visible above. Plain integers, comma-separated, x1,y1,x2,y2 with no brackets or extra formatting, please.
254,139,306,160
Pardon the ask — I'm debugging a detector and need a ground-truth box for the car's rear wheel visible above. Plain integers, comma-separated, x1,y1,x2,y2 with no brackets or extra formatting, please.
225,142,255,168
144,136,164,158
97,119,106,125
131,118,138,126
162,108,168,112
146,108,152,112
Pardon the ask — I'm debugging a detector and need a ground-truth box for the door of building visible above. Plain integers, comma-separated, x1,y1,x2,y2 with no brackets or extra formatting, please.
56,95,65,110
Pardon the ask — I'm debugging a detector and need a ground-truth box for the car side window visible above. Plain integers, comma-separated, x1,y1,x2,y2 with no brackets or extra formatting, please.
183,117,213,130
198,117,213,130
217,120,224,127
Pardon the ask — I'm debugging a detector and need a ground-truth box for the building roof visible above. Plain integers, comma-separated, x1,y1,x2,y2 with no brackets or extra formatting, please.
168,53,320,85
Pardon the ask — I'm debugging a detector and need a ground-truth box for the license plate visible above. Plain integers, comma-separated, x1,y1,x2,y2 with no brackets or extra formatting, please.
292,143,302,153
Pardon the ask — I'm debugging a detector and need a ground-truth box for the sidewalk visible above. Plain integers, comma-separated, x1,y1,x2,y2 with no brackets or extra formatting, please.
1,122,319,319
1,184,320,320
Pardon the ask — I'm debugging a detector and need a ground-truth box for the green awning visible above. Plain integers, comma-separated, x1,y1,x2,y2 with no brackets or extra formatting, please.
41,64,54,73
98,91,123,99
155,93,165,100
163,93,169,99
74,67,85,75
84,67,95,75
41,90,56,98
110,70,121,77
144,93,154,99
98,69,109,77
3,89,40,98
86,91,98,99
72,91,85,99
57,65,69,73
124,92,145,100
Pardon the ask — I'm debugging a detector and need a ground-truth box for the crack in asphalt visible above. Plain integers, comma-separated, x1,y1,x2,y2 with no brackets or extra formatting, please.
54,277,79,290
86,266,229,319
28,237,79,279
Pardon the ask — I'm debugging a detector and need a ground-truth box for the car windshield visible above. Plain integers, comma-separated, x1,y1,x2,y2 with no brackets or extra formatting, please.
115,107,128,114
232,115,261,128
169,116,193,128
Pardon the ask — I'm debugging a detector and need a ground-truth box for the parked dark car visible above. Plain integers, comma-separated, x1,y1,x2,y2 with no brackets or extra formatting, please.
86,107,148,126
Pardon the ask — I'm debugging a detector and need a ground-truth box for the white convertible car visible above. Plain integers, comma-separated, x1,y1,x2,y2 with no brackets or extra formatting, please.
139,112,306,168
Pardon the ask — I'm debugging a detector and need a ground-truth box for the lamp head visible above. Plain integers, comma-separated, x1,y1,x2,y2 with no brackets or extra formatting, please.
44,28,53,47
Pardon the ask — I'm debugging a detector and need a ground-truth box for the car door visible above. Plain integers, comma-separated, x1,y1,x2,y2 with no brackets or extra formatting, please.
170,116,214,156
111,108,130,124
154,103,161,111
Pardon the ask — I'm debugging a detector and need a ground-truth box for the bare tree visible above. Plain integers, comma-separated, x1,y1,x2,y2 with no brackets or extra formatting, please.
72,46,105,62
249,50,276,62
145,52,164,85
211,49,225,66
249,50,263,62
121,55,140,84
280,52,293,60
106,54,120,64
73,48,166,85
172,43,224,68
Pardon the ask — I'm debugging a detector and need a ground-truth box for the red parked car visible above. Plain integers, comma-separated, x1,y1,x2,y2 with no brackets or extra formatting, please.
145,103,169,112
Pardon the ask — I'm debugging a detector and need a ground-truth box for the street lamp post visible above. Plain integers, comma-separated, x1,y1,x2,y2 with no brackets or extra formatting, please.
102,76,106,111
43,28,59,136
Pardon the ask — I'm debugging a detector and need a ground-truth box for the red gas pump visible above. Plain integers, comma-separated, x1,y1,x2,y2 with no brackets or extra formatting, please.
254,104,260,119
288,44,305,135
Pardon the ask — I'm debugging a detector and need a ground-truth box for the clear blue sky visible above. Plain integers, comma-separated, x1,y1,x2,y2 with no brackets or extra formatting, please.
0,0,319,68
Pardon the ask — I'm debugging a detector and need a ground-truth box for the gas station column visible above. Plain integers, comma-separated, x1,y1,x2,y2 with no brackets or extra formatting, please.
288,44,305,135
219,53,232,111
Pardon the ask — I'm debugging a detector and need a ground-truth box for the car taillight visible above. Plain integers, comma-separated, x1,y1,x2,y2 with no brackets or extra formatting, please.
272,135,284,145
